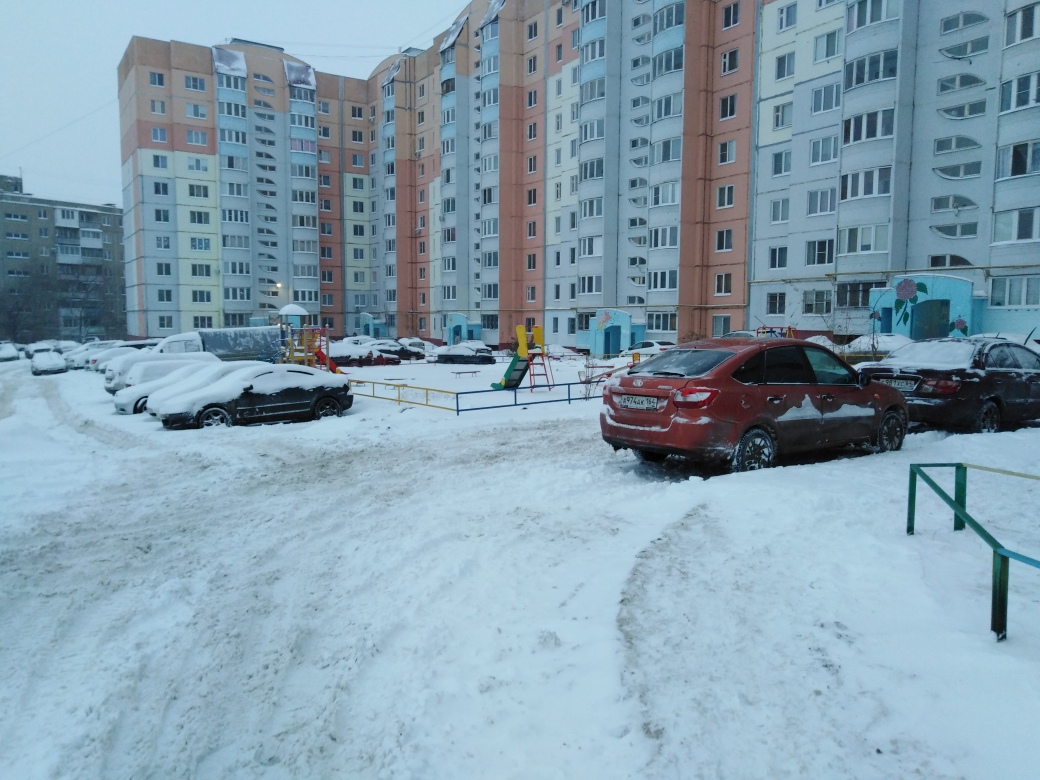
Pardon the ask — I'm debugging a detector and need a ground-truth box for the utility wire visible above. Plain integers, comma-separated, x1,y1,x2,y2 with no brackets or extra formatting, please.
0,100,117,162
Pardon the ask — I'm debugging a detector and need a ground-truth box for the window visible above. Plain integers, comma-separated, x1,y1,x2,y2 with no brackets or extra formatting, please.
940,37,989,59
806,239,835,265
846,0,900,33
151,127,167,143
717,185,734,209
581,78,606,104
842,109,895,145
815,30,841,62
722,2,740,30
807,188,837,215
154,208,169,223
650,182,678,206
777,3,797,30
652,47,684,79
650,138,682,165
772,150,791,176
718,140,735,164
482,283,499,300
770,198,790,224
190,238,211,252
767,293,786,315
775,52,795,81
1006,4,1040,46
715,273,732,296
580,158,604,181
810,135,839,165
999,72,1040,112
837,224,889,254
990,275,1040,307
769,246,788,269
153,181,169,196
938,74,986,95
939,100,986,119
650,226,679,248
149,71,165,87
773,102,793,129
932,222,979,239
157,289,172,302
653,3,685,35
934,161,982,179
993,207,1040,242
714,230,733,252
527,55,538,75
721,49,739,75
184,76,205,92
191,290,212,304
931,195,977,213
719,95,737,120
839,166,892,202
844,50,898,90
811,84,841,114
998,140,1040,179
150,99,166,115
803,290,832,315
186,130,207,146
527,20,538,39
152,154,167,169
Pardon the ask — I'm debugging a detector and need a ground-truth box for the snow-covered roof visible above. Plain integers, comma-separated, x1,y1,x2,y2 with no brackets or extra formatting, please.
284,61,316,88
439,14,469,52
211,47,246,76
381,58,402,87
480,0,507,29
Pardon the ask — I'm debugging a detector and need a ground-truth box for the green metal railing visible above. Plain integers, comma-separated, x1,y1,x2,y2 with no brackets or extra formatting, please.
907,463,1040,641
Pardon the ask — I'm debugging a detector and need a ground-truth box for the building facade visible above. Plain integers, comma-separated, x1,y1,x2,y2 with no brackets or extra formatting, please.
749,0,1040,340
118,0,758,350
1,175,125,342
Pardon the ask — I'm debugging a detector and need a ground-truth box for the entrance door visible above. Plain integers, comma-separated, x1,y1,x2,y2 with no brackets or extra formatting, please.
603,325,620,357
910,299,950,340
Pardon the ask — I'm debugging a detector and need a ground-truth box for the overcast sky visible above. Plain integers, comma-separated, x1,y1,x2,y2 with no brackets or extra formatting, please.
0,0,467,205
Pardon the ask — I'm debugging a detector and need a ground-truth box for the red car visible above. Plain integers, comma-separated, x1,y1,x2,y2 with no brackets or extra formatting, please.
600,338,908,471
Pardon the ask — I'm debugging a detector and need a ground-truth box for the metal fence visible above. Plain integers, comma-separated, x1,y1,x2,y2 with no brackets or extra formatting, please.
907,462,1040,641
349,378,598,415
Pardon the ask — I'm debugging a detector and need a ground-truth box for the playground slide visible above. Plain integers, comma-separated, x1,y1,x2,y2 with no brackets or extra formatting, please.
313,346,341,374
492,354,529,390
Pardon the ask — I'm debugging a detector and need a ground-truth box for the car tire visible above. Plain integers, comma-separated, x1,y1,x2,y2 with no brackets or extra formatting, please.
197,406,232,428
731,427,776,472
313,397,341,420
874,409,906,452
974,400,1001,433
635,449,668,464
133,397,148,414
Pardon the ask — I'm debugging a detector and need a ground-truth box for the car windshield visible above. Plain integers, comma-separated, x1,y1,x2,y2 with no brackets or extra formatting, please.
879,341,977,369
628,348,732,377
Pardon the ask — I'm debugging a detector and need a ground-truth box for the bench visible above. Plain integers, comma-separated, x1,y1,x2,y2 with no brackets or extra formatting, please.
452,370,479,377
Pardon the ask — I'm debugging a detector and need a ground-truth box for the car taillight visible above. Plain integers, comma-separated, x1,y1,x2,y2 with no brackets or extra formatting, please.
673,387,718,408
918,378,960,395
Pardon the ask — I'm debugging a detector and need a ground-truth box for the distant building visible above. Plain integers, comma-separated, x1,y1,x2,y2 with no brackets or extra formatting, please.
0,176,125,342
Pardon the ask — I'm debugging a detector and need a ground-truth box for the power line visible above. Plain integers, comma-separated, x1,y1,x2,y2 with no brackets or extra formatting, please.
0,100,118,162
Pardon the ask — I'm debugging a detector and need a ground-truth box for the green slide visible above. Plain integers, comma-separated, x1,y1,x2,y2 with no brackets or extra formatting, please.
492,355,529,390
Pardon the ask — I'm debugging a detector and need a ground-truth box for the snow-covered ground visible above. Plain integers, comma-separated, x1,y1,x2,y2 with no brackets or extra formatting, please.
2,357,1039,779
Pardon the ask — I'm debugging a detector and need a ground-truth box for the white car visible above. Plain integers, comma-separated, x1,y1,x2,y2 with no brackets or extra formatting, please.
113,362,217,414
145,361,270,416
618,340,675,360
30,349,68,375
430,344,496,365
157,364,353,429
65,340,120,369
103,350,218,394
0,342,19,362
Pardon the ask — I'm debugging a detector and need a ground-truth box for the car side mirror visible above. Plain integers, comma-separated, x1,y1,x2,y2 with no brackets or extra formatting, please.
243,384,253,392
857,372,871,388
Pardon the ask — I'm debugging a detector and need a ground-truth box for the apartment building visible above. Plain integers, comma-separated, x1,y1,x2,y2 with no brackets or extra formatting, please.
750,0,1040,340
119,0,758,349
1,175,124,342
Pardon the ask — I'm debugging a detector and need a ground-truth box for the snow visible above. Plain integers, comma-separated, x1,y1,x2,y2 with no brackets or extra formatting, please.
2,358,1040,778
878,340,979,370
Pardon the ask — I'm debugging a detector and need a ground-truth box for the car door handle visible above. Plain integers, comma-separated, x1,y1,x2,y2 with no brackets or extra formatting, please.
767,395,785,404
821,393,835,401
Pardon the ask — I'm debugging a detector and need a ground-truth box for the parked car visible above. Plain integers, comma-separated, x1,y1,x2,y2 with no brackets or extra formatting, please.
432,344,496,365
398,337,437,355
600,338,907,471
103,350,218,394
30,349,69,375
151,326,281,362
330,344,402,367
0,342,19,362
145,361,270,416
367,339,426,361
113,362,218,414
25,340,58,358
157,364,353,429
857,337,1040,432
87,340,160,371
65,340,120,369
618,340,675,360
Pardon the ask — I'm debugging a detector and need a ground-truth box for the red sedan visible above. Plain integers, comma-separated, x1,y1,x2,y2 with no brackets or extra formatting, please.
600,338,908,471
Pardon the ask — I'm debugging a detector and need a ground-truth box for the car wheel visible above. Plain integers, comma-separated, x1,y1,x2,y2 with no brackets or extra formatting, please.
874,409,905,452
313,397,341,419
731,427,776,472
197,406,232,428
133,397,148,414
974,400,1001,433
635,449,667,463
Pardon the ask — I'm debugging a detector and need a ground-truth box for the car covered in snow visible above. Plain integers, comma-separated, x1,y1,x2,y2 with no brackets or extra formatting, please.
103,350,218,394
30,349,69,375
64,340,120,369
145,360,271,416
431,343,496,365
113,361,218,414
157,364,353,429
857,337,1040,432
601,338,907,471
0,342,19,362
367,339,426,361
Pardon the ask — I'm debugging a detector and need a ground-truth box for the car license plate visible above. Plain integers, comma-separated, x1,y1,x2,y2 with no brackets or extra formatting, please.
878,378,917,391
619,394,658,411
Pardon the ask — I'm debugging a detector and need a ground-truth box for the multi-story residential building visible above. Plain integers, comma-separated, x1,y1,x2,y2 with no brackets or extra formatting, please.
119,0,760,350
750,0,1040,341
1,175,125,342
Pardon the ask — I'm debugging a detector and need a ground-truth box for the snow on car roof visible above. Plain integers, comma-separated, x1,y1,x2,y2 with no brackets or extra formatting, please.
879,339,978,369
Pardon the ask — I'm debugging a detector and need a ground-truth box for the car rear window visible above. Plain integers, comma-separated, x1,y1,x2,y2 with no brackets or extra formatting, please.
628,348,731,377
880,341,977,369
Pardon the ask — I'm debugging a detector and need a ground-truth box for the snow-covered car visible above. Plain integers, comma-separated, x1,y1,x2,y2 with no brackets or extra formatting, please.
103,350,218,394
157,364,353,429
113,361,218,414
54,340,82,353
65,340,120,369
0,342,19,362
145,361,270,416
30,349,68,375
329,343,402,367
618,340,675,360
367,339,426,361
25,340,58,358
398,337,437,355
431,344,496,365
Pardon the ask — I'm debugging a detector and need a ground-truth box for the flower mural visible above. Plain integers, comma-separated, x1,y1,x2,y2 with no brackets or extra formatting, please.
949,315,968,336
893,279,928,326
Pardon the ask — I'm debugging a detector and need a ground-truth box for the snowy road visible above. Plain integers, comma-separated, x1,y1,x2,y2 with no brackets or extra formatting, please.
2,360,1039,779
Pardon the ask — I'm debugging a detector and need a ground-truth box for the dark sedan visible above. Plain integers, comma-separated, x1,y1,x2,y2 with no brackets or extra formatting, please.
858,337,1040,432
601,339,907,471
158,364,353,429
